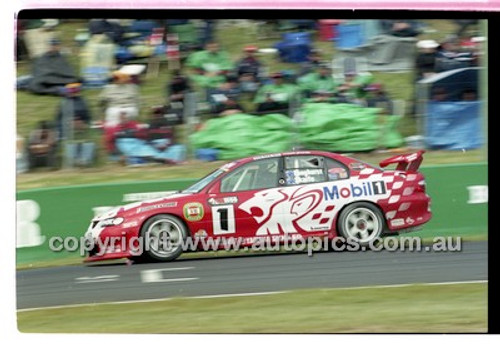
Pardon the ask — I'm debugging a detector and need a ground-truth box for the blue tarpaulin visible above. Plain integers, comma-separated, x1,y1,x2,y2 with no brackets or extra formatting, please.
425,101,483,150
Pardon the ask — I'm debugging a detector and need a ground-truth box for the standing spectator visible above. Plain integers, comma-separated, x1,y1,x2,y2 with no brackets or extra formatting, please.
99,71,140,128
64,116,96,167
55,83,92,141
27,121,58,170
55,82,95,167
254,72,299,113
166,69,191,123
185,41,233,89
235,45,262,93
99,71,140,153
415,40,439,81
168,69,191,104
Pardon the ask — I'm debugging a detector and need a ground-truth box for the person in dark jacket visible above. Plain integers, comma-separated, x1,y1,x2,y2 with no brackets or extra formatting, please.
415,40,439,81
28,38,79,95
168,69,191,103
55,83,96,167
235,45,262,93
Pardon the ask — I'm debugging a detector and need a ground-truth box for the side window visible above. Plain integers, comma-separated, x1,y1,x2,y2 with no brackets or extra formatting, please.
220,158,279,192
325,158,349,181
284,155,327,185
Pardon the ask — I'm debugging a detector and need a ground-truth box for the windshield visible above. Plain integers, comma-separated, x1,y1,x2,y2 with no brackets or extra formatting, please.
182,169,226,194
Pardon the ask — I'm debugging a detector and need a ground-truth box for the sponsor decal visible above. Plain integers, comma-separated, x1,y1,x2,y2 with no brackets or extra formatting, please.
183,202,205,222
122,221,138,228
123,191,178,202
285,169,323,185
137,202,178,213
349,162,366,170
194,229,208,237
310,226,330,231
208,196,238,206
323,181,386,201
253,153,281,160
391,219,405,227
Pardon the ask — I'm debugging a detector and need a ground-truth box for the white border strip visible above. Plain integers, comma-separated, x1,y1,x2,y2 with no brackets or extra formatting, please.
17,280,487,313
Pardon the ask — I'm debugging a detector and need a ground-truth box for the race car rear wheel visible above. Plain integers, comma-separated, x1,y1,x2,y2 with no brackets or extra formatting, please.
338,202,384,246
140,214,187,262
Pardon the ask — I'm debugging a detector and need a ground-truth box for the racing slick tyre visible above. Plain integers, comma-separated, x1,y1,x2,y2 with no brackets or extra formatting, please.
337,202,385,247
139,214,188,262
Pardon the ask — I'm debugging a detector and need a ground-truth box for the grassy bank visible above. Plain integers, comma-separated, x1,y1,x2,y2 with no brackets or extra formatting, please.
17,282,487,333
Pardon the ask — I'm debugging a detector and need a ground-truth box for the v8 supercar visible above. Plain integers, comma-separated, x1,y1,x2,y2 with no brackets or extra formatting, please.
84,150,431,262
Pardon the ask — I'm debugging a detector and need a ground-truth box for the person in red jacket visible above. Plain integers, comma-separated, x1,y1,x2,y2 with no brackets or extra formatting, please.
104,110,142,155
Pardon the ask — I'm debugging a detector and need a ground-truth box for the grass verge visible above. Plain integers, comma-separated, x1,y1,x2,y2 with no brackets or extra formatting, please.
17,282,487,333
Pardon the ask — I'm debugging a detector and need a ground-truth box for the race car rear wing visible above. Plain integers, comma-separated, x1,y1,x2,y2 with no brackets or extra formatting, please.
379,150,425,172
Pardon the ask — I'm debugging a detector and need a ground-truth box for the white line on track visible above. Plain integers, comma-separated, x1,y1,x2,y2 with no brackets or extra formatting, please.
74,275,120,284
17,280,487,313
140,267,197,283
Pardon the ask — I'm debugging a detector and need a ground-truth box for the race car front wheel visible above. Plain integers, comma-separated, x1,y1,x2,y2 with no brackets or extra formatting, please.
140,214,187,262
337,202,384,246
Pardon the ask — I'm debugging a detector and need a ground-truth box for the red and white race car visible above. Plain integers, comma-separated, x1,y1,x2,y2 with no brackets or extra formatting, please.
84,150,431,262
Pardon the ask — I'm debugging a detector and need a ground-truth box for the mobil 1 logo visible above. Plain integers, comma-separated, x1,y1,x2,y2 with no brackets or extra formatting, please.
324,180,387,201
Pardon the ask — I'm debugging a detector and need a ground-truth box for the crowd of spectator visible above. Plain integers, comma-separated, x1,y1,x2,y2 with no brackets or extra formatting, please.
16,19,483,172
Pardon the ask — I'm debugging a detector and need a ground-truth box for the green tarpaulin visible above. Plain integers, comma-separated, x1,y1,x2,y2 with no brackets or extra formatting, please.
191,104,403,160
191,113,293,160
299,103,403,151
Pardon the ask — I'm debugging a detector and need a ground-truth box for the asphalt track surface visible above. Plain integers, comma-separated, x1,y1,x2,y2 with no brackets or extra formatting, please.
17,241,488,310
